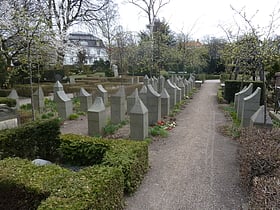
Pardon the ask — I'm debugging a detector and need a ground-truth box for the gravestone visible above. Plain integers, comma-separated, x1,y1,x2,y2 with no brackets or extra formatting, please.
143,75,150,86
129,97,148,140
88,97,106,136
236,83,253,119
159,75,165,93
127,88,139,114
0,104,18,130
79,88,92,112
165,79,177,109
56,90,73,120
184,79,191,96
110,85,126,124
174,84,181,103
139,85,148,106
234,86,247,111
147,84,161,125
33,86,45,112
250,105,273,128
112,64,118,77
96,84,108,106
177,80,185,100
241,87,262,127
53,80,64,101
160,88,170,117
7,89,19,110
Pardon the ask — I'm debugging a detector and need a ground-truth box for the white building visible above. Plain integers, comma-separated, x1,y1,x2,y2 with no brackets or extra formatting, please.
63,33,108,65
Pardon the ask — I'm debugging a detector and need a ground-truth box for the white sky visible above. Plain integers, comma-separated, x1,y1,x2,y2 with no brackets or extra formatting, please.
115,0,280,40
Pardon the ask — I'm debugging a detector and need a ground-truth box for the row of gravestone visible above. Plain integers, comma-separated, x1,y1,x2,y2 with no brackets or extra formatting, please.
234,83,273,128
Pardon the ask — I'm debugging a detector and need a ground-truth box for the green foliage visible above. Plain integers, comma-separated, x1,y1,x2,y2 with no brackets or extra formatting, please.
149,125,168,137
0,118,61,161
221,104,241,138
0,158,124,210
20,103,32,110
68,113,79,120
0,97,16,107
103,120,128,136
224,80,264,103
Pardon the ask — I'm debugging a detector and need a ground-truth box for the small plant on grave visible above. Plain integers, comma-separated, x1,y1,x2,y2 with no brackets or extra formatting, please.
103,122,120,135
68,113,79,120
72,97,81,113
149,125,168,137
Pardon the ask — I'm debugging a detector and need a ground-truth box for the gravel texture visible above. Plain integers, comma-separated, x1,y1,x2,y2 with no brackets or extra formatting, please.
125,80,246,210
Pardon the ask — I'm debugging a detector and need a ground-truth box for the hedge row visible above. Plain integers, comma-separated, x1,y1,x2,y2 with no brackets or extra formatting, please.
0,158,124,210
0,97,16,107
0,118,61,161
60,134,149,194
224,80,264,104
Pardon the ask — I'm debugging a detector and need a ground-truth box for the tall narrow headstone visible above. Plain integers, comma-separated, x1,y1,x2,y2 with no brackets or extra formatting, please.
174,84,181,103
143,75,150,86
177,80,185,99
165,79,177,109
96,84,108,106
139,85,148,106
129,97,148,140
88,97,106,136
147,84,161,125
237,83,253,119
53,81,64,101
79,88,92,112
241,87,262,127
56,90,73,120
159,75,165,93
234,86,247,111
110,85,126,124
184,79,191,96
160,88,170,117
127,88,139,114
33,86,45,112
7,89,19,110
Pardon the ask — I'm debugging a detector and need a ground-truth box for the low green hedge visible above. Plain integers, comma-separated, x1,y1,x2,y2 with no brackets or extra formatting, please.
0,97,16,107
60,134,149,194
0,158,124,210
0,118,61,161
224,80,264,104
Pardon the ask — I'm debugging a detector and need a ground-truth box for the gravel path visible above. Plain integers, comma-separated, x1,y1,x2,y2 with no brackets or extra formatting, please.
125,80,245,210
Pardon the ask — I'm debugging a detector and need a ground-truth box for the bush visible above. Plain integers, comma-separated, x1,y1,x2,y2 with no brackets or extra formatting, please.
0,118,61,161
60,134,149,194
0,158,124,210
224,80,264,104
238,128,280,209
0,97,16,107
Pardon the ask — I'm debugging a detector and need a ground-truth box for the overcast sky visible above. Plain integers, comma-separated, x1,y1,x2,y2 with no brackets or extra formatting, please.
115,0,280,40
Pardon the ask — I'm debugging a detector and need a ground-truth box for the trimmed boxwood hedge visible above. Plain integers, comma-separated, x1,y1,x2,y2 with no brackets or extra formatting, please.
0,97,16,107
60,134,149,194
0,118,61,161
224,80,264,104
0,158,124,210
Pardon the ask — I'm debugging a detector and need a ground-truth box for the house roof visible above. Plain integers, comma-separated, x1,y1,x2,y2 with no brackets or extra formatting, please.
68,33,105,48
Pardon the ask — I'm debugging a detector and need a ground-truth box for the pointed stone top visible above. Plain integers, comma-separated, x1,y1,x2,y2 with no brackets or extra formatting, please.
166,79,176,88
34,86,44,97
80,87,91,97
250,105,273,126
7,89,19,99
140,85,147,94
130,97,148,114
114,85,126,97
54,80,63,88
128,88,139,98
160,88,170,98
144,75,149,79
88,97,105,112
238,83,253,95
56,90,71,102
97,84,107,93
147,84,160,97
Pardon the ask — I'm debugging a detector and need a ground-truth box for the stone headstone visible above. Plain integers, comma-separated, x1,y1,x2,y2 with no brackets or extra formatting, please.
165,79,177,109
241,87,261,127
79,88,92,112
112,64,118,77
56,90,73,120
53,80,64,101
96,84,108,106
7,89,19,109
139,85,148,106
110,85,126,124
143,75,150,86
160,88,170,117
234,86,247,111
250,105,273,128
177,80,185,100
159,75,165,93
129,97,148,140
127,88,139,114
33,86,45,112
237,83,253,119
184,79,191,97
147,84,161,125
88,97,106,136
174,84,181,104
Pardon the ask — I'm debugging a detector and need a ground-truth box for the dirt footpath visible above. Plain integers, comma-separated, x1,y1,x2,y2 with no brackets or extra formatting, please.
125,80,245,210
